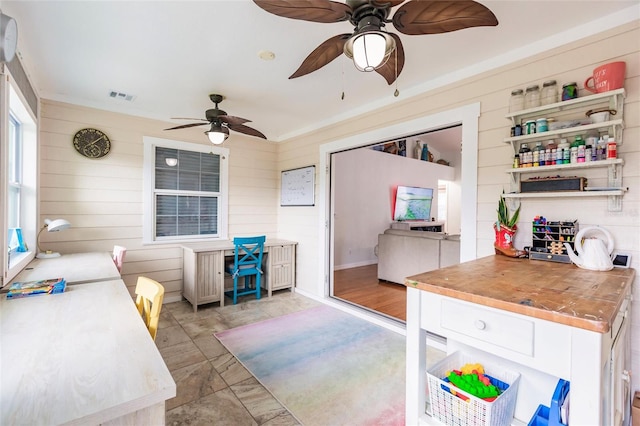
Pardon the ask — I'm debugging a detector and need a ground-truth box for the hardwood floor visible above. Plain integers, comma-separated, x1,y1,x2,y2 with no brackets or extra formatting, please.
333,264,407,322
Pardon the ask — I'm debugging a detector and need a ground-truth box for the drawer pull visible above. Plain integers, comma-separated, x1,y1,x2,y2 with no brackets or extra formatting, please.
474,320,486,330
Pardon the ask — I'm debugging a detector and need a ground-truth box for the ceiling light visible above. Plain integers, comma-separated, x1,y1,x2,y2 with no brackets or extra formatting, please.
343,16,395,72
165,158,178,167
205,122,229,145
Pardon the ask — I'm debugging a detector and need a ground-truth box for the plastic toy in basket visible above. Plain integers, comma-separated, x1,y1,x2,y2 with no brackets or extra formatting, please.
442,365,509,402
428,352,520,426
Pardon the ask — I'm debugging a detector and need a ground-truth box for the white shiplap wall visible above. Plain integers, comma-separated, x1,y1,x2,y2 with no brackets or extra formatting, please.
39,101,278,301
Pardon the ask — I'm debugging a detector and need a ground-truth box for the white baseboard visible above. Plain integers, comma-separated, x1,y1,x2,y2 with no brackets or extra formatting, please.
333,260,377,271
164,294,183,304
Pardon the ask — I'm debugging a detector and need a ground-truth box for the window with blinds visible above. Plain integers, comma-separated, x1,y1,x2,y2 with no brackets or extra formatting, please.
143,137,229,243
154,147,222,238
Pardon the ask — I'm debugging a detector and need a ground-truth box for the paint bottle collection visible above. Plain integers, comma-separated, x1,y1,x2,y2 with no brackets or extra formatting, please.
514,134,616,168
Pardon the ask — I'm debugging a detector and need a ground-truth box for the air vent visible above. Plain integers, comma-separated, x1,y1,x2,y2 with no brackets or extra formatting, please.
108,90,136,102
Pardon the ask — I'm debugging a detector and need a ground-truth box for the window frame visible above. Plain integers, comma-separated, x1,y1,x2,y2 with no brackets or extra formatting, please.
7,113,22,255
7,112,22,225
142,136,229,244
2,70,39,285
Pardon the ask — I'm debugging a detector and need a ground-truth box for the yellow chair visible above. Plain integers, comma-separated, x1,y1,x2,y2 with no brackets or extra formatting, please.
135,276,165,341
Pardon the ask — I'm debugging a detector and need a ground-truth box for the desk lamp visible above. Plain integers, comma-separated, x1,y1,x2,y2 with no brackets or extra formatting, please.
36,218,71,259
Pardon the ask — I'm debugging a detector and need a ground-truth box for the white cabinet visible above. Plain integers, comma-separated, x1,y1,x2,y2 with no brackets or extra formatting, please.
404,256,634,425
503,89,626,211
183,249,225,309
407,287,632,425
266,244,296,295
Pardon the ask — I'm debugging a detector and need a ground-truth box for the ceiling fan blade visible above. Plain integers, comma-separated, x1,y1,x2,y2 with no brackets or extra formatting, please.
290,33,352,79
375,33,405,85
163,122,210,131
228,123,267,140
219,115,252,126
253,0,351,23
170,117,208,121
392,0,498,35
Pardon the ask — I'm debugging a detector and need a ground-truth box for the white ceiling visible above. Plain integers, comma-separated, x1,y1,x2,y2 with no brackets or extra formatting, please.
2,1,638,145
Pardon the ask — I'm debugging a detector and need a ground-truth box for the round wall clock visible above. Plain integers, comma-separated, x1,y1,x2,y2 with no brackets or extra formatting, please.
0,13,18,63
73,128,111,159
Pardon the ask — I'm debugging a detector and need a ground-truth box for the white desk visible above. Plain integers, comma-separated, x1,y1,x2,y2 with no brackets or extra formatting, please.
182,239,297,310
1,279,176,425
8,252,121,286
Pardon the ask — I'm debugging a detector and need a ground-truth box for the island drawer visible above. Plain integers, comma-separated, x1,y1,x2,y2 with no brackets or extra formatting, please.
441,299,534,356
420,291,572,378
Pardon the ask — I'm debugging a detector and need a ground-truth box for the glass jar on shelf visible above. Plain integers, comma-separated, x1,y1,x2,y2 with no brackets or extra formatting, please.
509,89,525,113
524,85,541,109
562,82,578,101
541,80,558,105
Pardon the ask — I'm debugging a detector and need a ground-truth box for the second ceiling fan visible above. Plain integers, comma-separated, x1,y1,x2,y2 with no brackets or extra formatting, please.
253,0,498,84
164,94,266,144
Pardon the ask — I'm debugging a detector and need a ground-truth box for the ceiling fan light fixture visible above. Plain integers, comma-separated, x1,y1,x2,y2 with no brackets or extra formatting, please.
205,123,229,145
344,30,395,72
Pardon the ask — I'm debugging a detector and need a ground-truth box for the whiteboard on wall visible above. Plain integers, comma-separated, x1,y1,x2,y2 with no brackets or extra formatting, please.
281,165,315,206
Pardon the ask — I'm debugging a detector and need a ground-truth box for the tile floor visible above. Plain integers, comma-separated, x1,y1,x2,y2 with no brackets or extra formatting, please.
156,290,321,425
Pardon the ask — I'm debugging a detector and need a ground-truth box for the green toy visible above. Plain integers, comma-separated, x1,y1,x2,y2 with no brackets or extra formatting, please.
446,370,501,400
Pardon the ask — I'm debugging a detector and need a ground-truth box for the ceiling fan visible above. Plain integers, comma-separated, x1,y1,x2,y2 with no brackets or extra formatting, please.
253,0,498,85
164,94,266,144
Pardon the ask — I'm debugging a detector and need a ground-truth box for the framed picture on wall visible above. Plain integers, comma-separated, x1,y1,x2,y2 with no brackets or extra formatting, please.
281,165,315,206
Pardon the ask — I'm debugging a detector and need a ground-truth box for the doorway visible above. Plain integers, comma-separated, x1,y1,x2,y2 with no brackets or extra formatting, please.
330,125,461,321
319,103,480,321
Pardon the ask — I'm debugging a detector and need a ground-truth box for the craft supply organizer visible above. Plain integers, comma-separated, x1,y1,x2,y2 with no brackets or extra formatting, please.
529,218,578,263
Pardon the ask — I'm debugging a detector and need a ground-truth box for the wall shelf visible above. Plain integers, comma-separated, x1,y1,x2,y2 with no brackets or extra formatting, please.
503,89,626,211
504,89,625,150
505,88,625,122
503,190,626,198
505,158,623,174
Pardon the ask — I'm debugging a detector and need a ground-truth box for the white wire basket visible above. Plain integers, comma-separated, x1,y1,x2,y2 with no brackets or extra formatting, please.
427,351,520,426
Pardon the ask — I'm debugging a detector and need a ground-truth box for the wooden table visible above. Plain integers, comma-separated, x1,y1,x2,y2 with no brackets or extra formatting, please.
1,279,176,425
405,255,635,425
8,252,121,286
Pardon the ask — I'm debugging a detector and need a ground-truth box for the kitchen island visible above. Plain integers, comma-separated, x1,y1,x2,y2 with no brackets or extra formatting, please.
405,255,634,425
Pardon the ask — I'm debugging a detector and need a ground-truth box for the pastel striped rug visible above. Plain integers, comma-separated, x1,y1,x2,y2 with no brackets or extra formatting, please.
215,305,407,426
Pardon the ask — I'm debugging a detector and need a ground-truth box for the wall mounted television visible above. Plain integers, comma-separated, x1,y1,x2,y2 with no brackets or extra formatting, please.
393,185,434,221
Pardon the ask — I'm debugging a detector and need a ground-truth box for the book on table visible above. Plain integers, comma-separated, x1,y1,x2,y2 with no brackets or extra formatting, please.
6,278,67,299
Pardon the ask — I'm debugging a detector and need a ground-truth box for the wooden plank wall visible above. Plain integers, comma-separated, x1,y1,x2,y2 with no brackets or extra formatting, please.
39,101,278,302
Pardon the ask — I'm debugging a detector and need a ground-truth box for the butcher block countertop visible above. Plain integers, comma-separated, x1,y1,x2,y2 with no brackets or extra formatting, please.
405,255,635,333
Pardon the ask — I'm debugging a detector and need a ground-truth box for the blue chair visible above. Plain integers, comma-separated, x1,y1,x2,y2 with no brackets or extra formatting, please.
225,236,266,305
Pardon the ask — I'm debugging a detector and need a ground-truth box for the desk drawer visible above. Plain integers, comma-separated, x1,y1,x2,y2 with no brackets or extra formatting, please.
441,299,534,356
